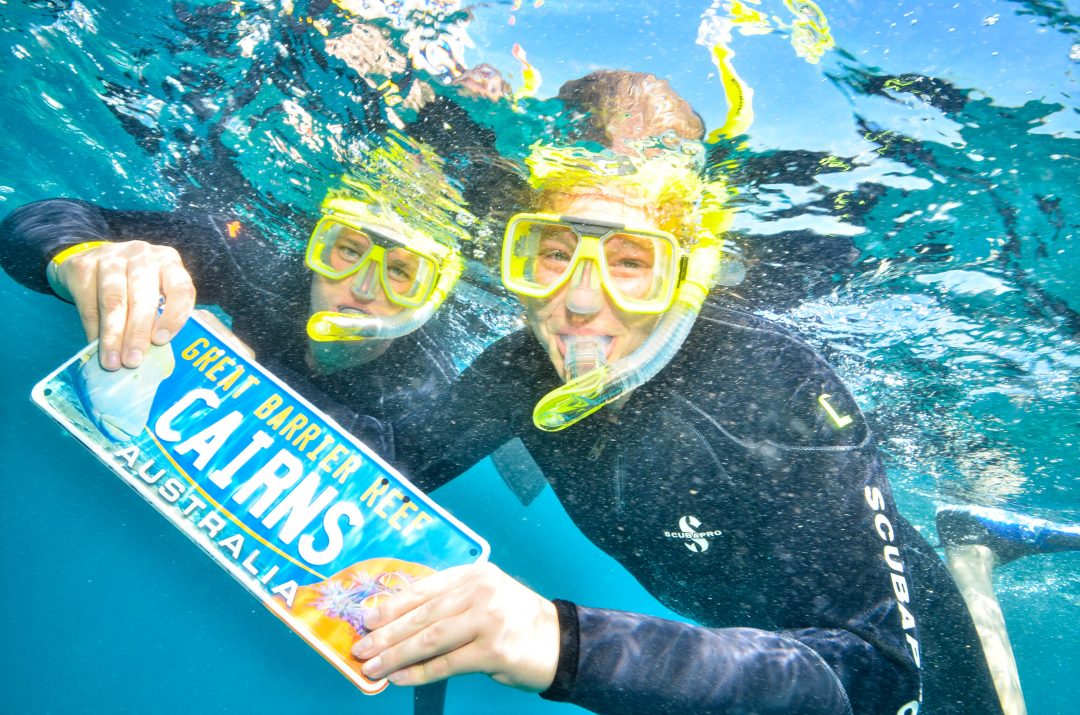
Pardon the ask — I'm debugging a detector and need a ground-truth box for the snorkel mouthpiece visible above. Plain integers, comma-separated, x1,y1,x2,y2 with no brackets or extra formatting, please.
307,301,437,342
533,245,721,431
534,369,608,430
564,335,610,379
306,252,463,342
307,311,386,341
534,335,610,430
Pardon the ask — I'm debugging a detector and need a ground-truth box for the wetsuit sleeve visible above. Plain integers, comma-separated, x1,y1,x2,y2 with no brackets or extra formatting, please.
543,606,856,715
0,198,288,307
0,198,115,294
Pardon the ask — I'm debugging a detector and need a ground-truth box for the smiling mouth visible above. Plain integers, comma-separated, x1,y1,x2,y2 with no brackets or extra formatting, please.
558,334,614,359
338,306,372,316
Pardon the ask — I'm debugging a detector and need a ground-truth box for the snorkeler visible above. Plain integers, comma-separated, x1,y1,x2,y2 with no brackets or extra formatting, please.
0,176,463,459
558,70,1080,715
347,71,1022,715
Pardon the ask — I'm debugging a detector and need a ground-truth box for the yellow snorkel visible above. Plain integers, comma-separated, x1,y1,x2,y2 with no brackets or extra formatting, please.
305,195,464,342
532,241,724,431
515,143,738,431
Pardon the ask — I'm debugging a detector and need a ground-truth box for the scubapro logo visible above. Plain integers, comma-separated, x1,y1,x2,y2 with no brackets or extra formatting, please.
663,515,721,553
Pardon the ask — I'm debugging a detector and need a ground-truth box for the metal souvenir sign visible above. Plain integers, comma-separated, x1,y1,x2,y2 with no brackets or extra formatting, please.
32,313,488,694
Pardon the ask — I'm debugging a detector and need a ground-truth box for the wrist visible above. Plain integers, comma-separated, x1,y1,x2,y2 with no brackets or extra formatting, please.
539,599,580,702
46,240,109,301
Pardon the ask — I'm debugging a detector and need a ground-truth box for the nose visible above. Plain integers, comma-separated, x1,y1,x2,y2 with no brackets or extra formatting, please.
350,261,382,302
565,260,604,316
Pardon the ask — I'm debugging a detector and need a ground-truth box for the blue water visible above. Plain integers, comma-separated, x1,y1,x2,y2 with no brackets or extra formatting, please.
2,1,1078,713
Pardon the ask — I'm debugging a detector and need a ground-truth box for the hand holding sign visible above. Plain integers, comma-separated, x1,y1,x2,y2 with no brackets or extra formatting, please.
33,313,487,694
351,562,560,692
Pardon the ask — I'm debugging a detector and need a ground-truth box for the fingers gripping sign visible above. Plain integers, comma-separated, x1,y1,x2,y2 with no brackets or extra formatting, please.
351,563,561,692
51,241,196,370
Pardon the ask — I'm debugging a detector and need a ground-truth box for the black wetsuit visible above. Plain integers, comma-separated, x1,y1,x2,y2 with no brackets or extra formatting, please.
0,199,457,459
396,306,1003,715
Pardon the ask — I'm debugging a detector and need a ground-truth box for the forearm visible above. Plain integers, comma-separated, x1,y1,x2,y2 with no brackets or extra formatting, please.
542,604,856,715
1,198,243,304
0,199,111,294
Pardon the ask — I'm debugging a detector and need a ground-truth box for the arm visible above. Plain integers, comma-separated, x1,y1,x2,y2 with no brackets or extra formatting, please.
355,446,916,715
543,606,856,715
353,570,855,715
0,198,236,298
375,319,920,712
1,199,254,368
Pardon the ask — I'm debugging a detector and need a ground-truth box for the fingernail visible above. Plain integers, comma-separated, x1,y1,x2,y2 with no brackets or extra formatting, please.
388,670,410,686
125,349,144,366
361,656,383,678
352,636,372,656
103,351,121,370
153,329,171,344
365,607,381,625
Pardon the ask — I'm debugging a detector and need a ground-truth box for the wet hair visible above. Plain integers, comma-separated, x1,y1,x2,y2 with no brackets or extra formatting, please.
557,70,705,151
529,70,720,240
526,144,733,248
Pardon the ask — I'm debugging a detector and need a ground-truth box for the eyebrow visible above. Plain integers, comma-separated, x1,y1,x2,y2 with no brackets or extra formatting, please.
606,234,654,250
538,228,577,243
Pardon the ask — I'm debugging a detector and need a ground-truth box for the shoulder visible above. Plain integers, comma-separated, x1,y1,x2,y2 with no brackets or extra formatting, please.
670,304,870,450
455,330,558,399
390,325,459,387
469,329,547,373
692,302,818,357
194,211,308,297
186,211,302,269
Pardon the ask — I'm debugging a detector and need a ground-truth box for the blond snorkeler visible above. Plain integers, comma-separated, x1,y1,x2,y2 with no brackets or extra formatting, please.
353,71,1077,715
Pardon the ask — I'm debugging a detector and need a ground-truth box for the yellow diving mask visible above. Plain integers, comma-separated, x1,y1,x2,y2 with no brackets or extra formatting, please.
307,197,457,309
501,213,684,314
306,197,462,342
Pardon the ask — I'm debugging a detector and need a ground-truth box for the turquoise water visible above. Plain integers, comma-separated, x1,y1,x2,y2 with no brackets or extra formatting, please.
1,1,1077,713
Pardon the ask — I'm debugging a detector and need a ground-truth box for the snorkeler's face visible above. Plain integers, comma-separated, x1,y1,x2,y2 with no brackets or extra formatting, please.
309,261,410,319
306,265,409,369
523,194,662,381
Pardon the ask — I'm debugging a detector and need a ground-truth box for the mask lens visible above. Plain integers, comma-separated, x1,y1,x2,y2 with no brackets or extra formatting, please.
508,219,580,293
309,218,443,307
602,232,675,306
382,248,438,306
326,225,373,272
535,224,580,286
309,221,374,277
